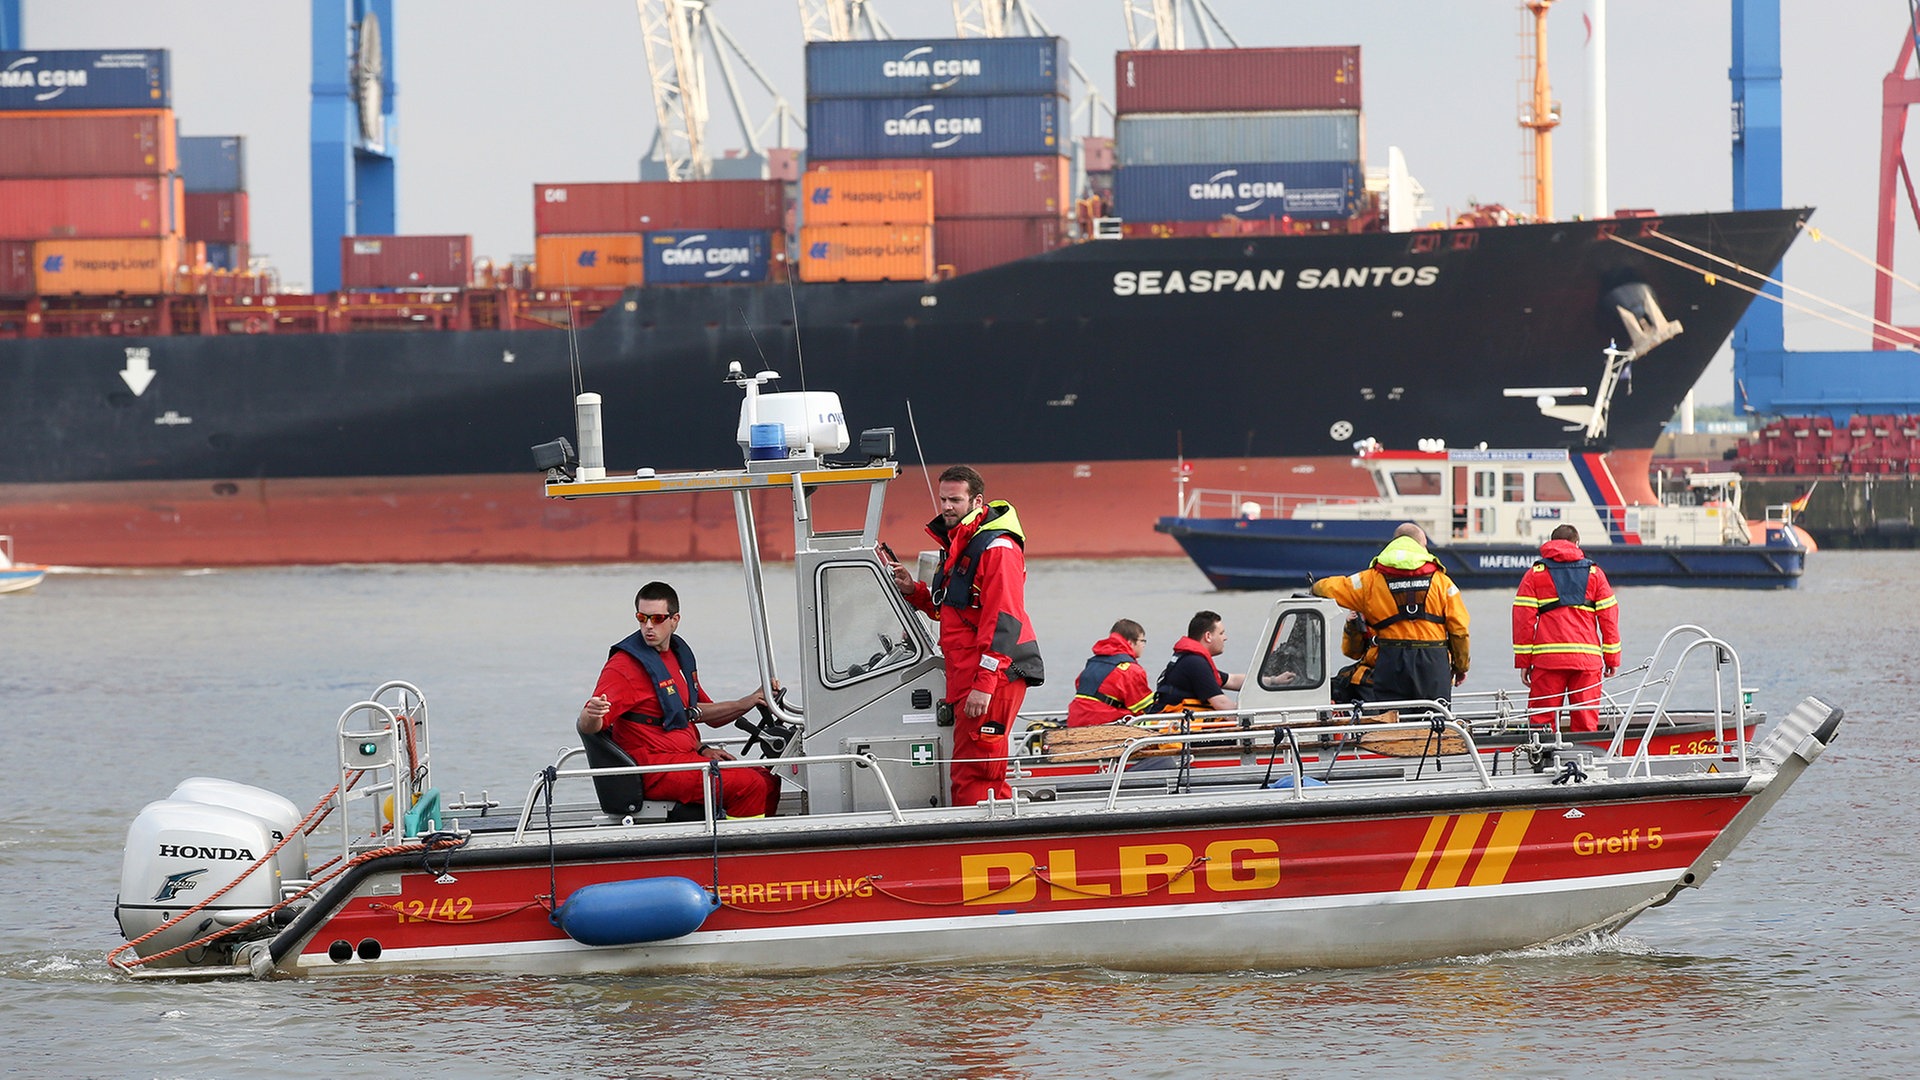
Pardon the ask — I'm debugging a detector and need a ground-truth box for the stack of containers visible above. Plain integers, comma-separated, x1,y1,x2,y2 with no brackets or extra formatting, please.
180,136,248,270
1111,47,1364,236
0,49,184,296
802,37,1070,279
529,179,786,290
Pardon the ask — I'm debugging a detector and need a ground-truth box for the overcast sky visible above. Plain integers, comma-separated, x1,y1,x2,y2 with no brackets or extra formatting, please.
21,1,1912,402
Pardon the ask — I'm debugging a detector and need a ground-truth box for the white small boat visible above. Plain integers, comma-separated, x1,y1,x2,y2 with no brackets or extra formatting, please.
0,535,46,594
106,371,1840,980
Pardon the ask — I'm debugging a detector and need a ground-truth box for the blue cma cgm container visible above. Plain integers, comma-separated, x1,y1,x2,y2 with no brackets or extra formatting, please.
179,136,246,194
806,37,1068,98
643,229,771,283
1113,162,1363,221
1116,111,1362,167
807,95,1065,160
0,49,170,110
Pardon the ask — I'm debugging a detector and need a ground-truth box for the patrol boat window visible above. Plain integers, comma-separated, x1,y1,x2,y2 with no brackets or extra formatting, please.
1534,472,1574,502
1390,470,1441,497
817,562,922,687
1257,609,1326,691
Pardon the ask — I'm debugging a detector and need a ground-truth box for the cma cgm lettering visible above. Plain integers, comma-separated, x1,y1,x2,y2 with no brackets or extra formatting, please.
643,229,771,283
1112,162,1363,222
804,37,1068,98
1111,265,1440,295
0,49,171,110
806,96,1065,159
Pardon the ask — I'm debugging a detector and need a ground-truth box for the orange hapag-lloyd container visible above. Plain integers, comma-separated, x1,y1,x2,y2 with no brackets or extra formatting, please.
799,169,934,226
534,234,647,289
796,225,934,282
33,236,181,294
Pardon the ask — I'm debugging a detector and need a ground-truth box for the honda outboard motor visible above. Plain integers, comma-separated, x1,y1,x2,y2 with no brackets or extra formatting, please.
114,780,303,966
169,777,309,881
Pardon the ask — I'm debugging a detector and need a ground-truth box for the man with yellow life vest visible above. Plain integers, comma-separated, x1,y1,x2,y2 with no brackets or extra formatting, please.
1310,523,1470,706
889,465,1044,806
1066,619,1156,727
1512,524,1621,732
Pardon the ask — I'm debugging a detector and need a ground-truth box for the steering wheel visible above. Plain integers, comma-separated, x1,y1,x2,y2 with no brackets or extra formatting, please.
734,702,797,760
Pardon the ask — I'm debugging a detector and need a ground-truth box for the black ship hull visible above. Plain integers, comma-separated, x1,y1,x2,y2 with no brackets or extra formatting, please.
0,208,1809,564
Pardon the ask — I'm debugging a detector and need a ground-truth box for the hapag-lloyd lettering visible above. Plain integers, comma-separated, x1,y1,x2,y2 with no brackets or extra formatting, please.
1112,265,1440,296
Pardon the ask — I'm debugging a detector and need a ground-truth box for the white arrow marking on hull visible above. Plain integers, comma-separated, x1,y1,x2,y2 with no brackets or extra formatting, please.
120,347,156,396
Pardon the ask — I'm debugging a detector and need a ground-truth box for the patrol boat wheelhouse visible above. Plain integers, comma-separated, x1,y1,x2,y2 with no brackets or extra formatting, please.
109,374,1839,979
1157,445,1810,591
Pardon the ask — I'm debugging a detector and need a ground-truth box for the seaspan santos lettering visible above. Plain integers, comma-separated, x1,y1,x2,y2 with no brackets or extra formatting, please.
157,843,256,860
1114,265,1440,296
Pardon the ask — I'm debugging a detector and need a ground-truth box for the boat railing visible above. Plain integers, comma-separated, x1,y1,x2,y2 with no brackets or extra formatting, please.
1176,488,1376,519
1101,709,1492,809
335,692,433,864
515,751,904,841
1604,625,1749,776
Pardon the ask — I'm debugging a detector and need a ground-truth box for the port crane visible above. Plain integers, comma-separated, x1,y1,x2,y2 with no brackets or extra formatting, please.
635,0,803,180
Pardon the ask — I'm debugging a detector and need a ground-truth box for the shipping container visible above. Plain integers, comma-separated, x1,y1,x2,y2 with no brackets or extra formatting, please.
184,191,249,243
1115,111,1362,167
0,239,33,296
0,49,171,110
1116,47,1362,113
643,229,773,283
340,235,472,289
1081,136,1115,174
766,146,803,182
806,37,1068,99
932,216,1062,277
1112,161,1363,222
809,156,1069,219
33,236,180,294
0,175,180,238
179,135,246,193
0,108,176,177
796,225,933,282
533,179,785,235
202,241,248,272
533,234,647,289
806,95,1065,160
800,168,933,225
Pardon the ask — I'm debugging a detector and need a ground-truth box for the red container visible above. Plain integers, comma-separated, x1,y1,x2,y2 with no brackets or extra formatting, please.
811,156,1070,219
1082,136,1115,174
533,180,785,235
0,176,180,238
933,216,1063,277
0,108,178,178
184,191,250,244
0,239,33,296
1115,46,1362,113
340,235,472,289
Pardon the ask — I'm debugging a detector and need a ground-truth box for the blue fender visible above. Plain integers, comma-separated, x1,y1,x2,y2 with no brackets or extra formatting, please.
556,876,716,947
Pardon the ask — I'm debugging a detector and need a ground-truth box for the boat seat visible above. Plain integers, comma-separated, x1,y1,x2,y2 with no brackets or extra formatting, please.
579,729,704,823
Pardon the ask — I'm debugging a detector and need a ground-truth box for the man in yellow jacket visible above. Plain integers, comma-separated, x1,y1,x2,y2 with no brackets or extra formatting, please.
1311,523,1470,707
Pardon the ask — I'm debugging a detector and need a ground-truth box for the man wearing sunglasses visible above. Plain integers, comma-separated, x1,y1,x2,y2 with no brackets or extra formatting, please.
577,580,781,818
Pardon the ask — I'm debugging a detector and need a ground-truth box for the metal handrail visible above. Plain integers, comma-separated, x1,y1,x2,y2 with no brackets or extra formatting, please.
1604,624,1747,776
1102,714,1491,810
512,751,902,841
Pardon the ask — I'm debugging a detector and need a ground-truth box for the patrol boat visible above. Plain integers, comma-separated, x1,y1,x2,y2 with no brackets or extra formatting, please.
108,373,1839,979
1156,443,1810,591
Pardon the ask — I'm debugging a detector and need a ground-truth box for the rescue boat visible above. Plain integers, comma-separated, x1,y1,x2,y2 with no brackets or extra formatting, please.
108,372,1839,979
0,535,46,594
1156,443,1810,590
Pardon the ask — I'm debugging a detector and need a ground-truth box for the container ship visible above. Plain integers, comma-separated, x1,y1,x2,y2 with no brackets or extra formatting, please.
0,40,1807,566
